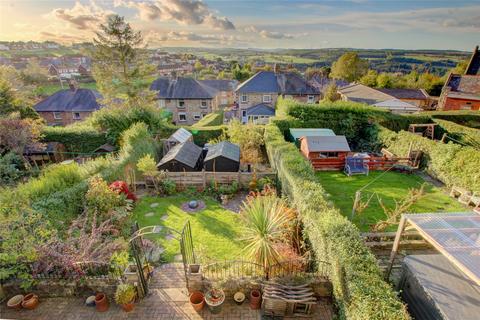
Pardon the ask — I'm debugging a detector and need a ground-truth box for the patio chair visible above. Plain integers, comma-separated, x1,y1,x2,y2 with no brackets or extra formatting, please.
344,157,369,176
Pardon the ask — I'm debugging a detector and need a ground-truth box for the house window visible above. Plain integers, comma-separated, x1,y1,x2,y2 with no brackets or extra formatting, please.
178,100,185,108
461,102,473,110
73,112,81,120
53,112,62,119
263,94,272,103
241,94,248,103
158,99,165,108
166,99,171,103
201,100,207,108
178,113,187,122
307,95,315,103
242,110,247,117
221,98,228,105
193,114,201,121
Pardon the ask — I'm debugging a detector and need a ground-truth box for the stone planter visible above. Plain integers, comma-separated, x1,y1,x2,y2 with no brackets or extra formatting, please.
124,264,139,283
205,289,225,314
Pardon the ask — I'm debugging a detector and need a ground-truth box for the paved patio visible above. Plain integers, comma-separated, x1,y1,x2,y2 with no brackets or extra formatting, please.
1,264,333,319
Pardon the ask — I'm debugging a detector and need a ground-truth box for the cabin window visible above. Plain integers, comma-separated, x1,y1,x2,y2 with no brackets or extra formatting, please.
73,112,81,120
241,94,248,103
201,100,207,108
307,95,315,103
461,102,473,110
53,112,62,119
318,152,338,158
178,113,187,122
178,100,185,108
193,114,201,121
158,99,165,108
263,94,272,103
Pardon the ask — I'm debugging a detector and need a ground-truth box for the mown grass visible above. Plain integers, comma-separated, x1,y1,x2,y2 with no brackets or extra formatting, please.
36,82,97,96
132,195,244,262
316,171,465,231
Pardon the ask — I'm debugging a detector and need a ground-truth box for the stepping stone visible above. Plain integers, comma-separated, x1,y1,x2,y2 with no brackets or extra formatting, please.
150,203,159,208
165,234,175,241
145,212,155,217
160,215,168,221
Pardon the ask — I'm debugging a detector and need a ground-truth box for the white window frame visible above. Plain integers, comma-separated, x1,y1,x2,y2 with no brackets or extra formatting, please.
53,112,62,120
72,112,81,120
241,94,248,103
307,95,315,103
200,100,207,108
178,99,185,108
178,112,187,122
263,94,272,103
158,99,165,108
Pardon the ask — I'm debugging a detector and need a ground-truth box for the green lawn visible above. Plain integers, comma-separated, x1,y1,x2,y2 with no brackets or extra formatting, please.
132,195,244,263
36,82,97,96
316,171,465,231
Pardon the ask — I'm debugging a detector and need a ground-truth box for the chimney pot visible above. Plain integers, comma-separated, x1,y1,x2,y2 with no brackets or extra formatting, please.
68,79,77,92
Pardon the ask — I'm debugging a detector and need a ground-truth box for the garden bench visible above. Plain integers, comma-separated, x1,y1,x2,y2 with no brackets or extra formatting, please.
344,157,369,176
262,282,317,317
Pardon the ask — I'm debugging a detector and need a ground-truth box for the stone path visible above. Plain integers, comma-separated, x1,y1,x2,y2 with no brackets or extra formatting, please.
1,264,333,319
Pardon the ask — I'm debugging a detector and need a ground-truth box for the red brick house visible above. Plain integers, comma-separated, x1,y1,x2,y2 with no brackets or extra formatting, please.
438,46,480,111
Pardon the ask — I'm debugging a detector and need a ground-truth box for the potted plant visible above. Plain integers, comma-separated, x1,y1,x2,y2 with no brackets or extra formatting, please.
124,263,138,282
249,289,262,310
115,284,136,312
234,291,245,305
189,291,205,312
204,285,225,314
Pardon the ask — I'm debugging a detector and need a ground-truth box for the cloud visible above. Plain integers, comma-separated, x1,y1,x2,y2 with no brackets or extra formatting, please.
116,0,235,30
243,26,307,39
48,0,113,31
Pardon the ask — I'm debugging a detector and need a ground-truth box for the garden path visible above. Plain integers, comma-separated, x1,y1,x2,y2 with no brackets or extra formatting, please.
1,263,333,319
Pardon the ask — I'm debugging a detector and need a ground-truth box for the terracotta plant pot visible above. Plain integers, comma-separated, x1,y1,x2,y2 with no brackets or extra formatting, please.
249,290,261,310
7,295,24,310
21,293,39,310
121,301,135,312
189,291,205,312
95,293,109,312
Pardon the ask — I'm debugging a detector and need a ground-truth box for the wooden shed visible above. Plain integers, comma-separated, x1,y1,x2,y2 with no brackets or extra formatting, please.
300,135,351,170
157,142,203,172
163,128,193,155
289,128,335,147
204,141,240,172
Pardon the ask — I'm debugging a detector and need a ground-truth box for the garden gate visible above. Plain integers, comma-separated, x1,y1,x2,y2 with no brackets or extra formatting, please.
179,221,196,288
130,222,149,297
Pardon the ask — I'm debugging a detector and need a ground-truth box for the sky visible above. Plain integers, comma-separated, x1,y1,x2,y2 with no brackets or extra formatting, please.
0,0,479,50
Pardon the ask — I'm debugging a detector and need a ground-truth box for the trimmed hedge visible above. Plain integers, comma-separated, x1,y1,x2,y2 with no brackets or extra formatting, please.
42,125,108,154
188,125,226,146
379,127,480,193
191,111,224,127
265,124,409,320
434,119,480,149
425,110,480,129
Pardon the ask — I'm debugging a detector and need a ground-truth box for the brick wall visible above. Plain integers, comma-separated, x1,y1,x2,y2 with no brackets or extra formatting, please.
160,98,213,125
38,111,93,126
440,97,480,111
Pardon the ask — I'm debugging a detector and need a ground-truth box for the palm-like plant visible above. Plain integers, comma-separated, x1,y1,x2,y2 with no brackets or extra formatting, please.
240,195,290,268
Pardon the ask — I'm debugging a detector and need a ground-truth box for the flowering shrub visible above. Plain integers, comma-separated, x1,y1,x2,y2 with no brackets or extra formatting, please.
109,180,137,201
86,176,125,215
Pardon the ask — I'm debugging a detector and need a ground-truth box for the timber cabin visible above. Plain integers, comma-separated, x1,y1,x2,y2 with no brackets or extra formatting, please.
204,141,240,172
300,135,351,170
157,142,203,172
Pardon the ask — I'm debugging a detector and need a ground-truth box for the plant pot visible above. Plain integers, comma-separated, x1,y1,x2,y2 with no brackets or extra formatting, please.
95,293,109,312
249,289,261,310
7,295,24,310
189,264,200,274
21,293,39,310
189,291,205,312
234,292,245,305
85,295,96,307
121,301,135,312
124,263,139,283
205,289,225,314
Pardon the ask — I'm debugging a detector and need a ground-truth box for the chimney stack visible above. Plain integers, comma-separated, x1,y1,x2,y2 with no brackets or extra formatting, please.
273,63,279,73
68,79,78,92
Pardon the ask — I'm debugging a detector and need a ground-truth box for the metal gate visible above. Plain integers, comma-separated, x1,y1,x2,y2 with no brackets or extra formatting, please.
130,222,149,297
179,221,196,288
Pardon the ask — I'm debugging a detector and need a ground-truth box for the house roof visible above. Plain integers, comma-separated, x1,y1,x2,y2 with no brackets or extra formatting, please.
373,99,421,112
289,128,335,140
377,88,429,100
465,45,480,75
34,88,102,112
169,128,192,144
246,103,275,116
236,71,319,95
338,83,394,105
150,77,218,99
199,79,238,92
204,141,240,162
301,135,351,152
446,75,480,95
157,142,202,169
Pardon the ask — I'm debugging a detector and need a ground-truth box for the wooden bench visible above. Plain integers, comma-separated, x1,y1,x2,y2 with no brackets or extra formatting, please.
262,282,317,317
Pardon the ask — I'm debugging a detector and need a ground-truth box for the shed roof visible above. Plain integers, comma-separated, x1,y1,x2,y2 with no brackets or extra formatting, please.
169,128,192,143
377,88,429,100
204,141,240,162
338,83,394,105
157,142,202,168
246,103,275,116
301,135,351,152
373,99,421,112
150,77,217,99
290,128,335,140
34,88,102,112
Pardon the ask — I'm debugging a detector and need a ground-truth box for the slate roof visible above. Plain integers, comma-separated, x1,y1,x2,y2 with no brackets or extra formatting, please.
373,99,421,112
465,45,480,75
338,83,394,105
150,77,218,99
377,88,429,100
34,88,102,112
246,103,275,116
157,142,202,169
290,128,335,141
302,136,351,152
236,71,319,95
204,141,240,162
169,128,192,144
446,75,480,95
199,79,238,92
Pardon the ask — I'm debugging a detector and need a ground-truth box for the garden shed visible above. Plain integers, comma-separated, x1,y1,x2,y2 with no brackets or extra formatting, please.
300,135,351,170
157,142,203,172
163,128,193,155
289,128,335,146
204,141,240,172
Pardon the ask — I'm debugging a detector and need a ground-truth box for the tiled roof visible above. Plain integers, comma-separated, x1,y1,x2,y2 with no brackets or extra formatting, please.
150,77,218,99
246,103,275,116
236,71,278,93
157,142,202,168
169,128,192,144
302,135,351,152
199,79,238,92
236,71,319,95
465,45,480,75
34,88,102,112
204,141,240,162
377,88,429,100
338,83,394,105
447,75,480,94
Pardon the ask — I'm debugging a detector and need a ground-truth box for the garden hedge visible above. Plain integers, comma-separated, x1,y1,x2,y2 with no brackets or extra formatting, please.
188,125,226,145
42,125,108,154
433,119,480,149
378,127,480,193
265,124,409,320
191,111,224,127
424,110,480,129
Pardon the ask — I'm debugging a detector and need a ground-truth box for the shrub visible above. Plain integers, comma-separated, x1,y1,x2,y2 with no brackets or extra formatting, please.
425,110,480,129
189,125,225,145
42,125,108,154
192,111,224,127
161,179,176,195
434,119,480,149
85,176,124,215
0,152,27,185
264,124,409,320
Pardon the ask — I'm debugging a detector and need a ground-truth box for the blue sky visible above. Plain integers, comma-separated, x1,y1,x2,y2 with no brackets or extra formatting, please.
0,0,479,50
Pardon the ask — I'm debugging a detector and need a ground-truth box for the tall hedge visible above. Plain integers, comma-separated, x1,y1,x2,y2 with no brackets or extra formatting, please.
379,127,480,193
42,125,108,154
425,110,480,129
265,124,409,320
434,119,480,149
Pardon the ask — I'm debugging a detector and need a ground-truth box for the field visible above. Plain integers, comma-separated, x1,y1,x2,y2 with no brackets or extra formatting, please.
133,195,243,263
316,171,465,231
36,82,97,96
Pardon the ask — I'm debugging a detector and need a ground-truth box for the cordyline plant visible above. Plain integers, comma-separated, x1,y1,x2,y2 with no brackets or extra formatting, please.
33,209,127,278
240,194,292,268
